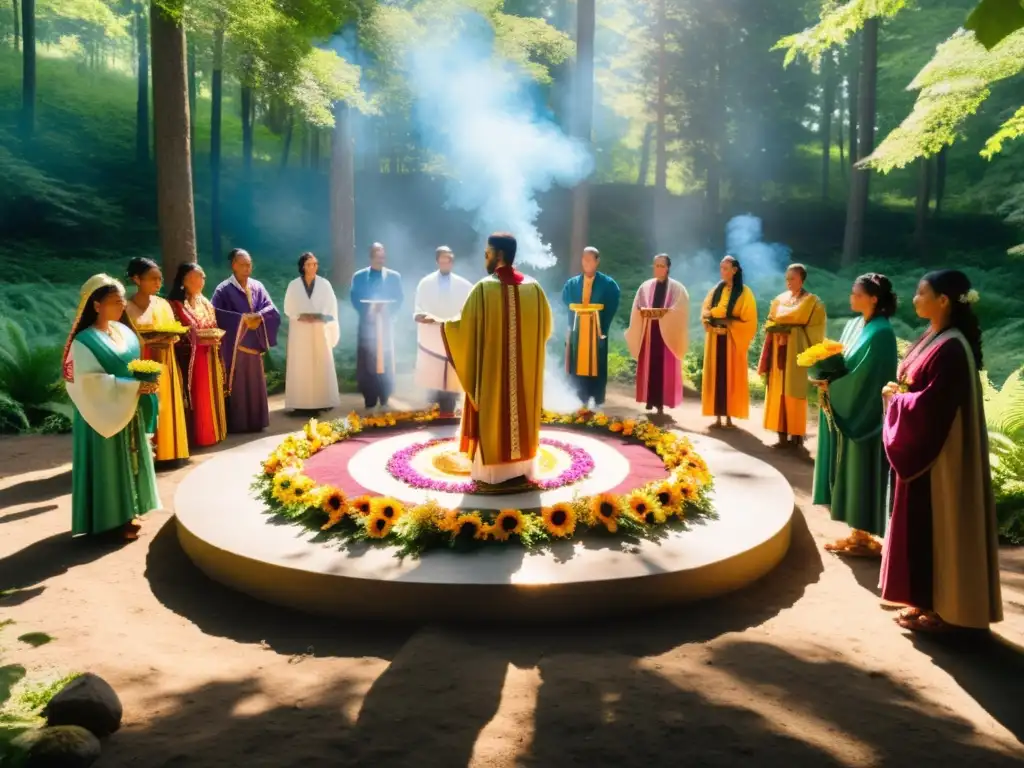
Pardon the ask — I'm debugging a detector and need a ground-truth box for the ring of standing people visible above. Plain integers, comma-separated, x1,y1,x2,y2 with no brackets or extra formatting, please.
62,236,1001,636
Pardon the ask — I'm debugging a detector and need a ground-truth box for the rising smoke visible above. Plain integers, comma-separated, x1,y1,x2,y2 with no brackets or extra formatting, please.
404,13,592,270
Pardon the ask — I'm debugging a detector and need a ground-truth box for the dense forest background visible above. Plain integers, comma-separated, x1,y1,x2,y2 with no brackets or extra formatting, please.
0,0,1021,537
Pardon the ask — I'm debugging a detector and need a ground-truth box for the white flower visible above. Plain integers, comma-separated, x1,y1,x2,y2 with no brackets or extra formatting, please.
959,289,980,305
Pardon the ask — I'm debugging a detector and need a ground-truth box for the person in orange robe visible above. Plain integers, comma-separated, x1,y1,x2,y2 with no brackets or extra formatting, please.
168,263,228,448
757,264,826,449
700,255,758,429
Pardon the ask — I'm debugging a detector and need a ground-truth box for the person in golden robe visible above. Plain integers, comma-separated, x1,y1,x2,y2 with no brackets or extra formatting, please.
431,233,552,485
757,264,826,449
701,255,758,428
123,257,190,462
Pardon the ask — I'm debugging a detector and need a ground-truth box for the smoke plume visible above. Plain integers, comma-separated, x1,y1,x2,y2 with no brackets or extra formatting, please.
404,13,592,270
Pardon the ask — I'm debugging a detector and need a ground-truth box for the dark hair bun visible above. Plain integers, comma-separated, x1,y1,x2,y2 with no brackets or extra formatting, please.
126,257,159,280
855,272,897,318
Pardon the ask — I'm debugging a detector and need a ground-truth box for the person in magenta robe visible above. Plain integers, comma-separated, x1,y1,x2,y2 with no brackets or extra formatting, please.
624,255,690,414
211,248,281,433
879,270,1003,634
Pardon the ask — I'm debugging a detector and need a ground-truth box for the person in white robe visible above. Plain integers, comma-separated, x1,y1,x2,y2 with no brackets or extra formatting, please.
413,246,474,414
284,252,341,411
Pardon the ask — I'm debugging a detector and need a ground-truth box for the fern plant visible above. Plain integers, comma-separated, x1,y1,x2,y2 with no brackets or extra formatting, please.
0,319,72,434
982,367,1024,544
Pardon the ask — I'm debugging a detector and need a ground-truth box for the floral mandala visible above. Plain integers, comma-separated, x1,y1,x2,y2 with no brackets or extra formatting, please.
386,437,595,493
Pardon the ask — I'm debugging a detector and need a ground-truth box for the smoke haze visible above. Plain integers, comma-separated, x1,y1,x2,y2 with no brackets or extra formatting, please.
404,13,592,270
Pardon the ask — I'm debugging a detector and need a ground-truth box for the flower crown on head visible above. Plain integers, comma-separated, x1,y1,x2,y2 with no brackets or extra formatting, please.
959,289,980,305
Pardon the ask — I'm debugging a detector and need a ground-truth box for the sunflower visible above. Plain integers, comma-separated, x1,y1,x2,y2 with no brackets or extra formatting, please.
370,497,405,521
319,486,349,529
489,509,526,541
364,512,393,539
349,495,373,516
271,470,300,504
678,478,700,503
285,476,316,507
453,512,487,540
589,493,621,532
627,491,665,525
653,481,683,513
541,503,577,538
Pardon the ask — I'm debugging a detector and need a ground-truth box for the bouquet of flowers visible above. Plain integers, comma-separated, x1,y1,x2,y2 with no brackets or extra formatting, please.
706,305,728,329
142,321,189,340
763,319,791,335
127,359,163,383
796,340,846,382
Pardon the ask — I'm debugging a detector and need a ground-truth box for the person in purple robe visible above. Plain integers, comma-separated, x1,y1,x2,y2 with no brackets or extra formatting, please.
879,270,1003,634
211,248,281,433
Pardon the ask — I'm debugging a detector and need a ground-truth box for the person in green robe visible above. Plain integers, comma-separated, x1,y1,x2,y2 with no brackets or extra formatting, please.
561,247,621,408
812,273,898,557
62,274,163,541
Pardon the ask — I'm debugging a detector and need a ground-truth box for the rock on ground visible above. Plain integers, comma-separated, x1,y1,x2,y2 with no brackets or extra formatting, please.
10,725,101,768
43,674,122,738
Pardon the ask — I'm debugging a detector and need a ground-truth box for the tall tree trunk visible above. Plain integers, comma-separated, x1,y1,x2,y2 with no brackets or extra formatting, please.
150,0,198,276
279,109,294,172
187,37,196,159
847,39,859,165
913,155,932,254
135,3,149,165
12,0,19,52
934,146,948,216
568,0,595,276
241,84,254,175
210,22,224,262
637,122,653,185
704,25,725,237
653,0,668,193
841,19,878,268
330,103,356,289
837,77,846,182
20,0,34,138
821,51,835,201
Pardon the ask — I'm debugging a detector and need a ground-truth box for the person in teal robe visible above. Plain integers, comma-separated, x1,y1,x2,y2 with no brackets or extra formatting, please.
63,274,162,541
813,273,899,556
561,247,621,408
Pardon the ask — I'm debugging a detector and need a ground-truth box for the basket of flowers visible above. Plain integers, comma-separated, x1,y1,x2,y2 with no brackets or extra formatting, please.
127,359,164,383
796,340,846,382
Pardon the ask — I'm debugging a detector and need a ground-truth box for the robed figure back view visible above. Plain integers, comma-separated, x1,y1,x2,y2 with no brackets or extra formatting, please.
440,233,552,485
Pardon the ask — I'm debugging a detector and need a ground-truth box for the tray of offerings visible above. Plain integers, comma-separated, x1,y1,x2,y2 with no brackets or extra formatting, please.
197,327,225,341
569,303,604,313
763,321,791,334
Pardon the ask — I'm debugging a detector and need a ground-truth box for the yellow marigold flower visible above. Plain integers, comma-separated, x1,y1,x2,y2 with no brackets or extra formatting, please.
349,495,373,516
595,414,608,426
589,493,621,533
609,422,623,433
436,508,461,533
453,512,487,540
541,503,577,538
262,456,281,476
370,497,404,521
489,509,526,541
365,512,393,539
622,420,636,436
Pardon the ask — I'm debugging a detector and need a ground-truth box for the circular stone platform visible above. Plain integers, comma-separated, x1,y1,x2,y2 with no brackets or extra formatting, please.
173,430,794,622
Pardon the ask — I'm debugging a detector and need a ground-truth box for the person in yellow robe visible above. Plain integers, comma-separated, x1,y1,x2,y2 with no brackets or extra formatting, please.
123,257,190,462
757,264,826,449
701,255,758,428
430,233,552,485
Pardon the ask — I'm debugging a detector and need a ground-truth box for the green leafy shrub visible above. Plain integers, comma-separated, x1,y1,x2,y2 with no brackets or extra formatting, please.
0,319,71,434
982,367,1024,544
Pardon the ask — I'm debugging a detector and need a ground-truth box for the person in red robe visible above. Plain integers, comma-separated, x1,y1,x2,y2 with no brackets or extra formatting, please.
168,263,228,447
879,269,1003,634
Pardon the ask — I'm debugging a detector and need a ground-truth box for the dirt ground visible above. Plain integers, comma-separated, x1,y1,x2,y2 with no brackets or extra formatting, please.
2,380,1024,767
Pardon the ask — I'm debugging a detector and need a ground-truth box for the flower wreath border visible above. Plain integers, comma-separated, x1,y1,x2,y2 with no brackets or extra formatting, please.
251,406,716,558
